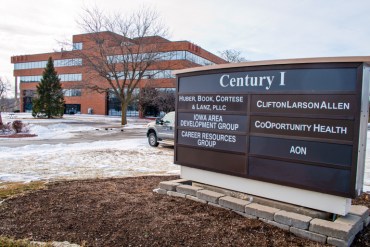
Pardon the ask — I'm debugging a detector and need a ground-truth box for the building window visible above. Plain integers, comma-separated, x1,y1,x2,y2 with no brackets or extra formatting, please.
54,58,82,67
20,75,42,83
14,58,82,70
63,89,82,97
107,51,214,66
59,74,82,82
143,70,175,79
108,70,175,80
20,73,82,83
183,51,214,66
107,89,139,117
72,43,83,50
158,51,214,65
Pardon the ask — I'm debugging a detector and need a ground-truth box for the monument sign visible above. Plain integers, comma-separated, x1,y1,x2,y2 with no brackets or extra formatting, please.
174,57,370,215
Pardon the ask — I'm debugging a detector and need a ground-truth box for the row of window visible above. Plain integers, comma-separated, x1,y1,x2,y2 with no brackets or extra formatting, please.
63,88,174,98
20,69,175,83
165,51,215,66
14,58,82,70
23,88,175,115
144,70,176,79
110,70,175,80
185,51,215,66
19,74,82,83
59,74,82,81
23,89,82,97
107,50,215,66
14,49,214,71
19,75,42,83
107,88,175,98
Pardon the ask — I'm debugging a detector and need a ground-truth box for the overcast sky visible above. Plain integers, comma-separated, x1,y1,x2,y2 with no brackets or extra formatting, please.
1,0,370,96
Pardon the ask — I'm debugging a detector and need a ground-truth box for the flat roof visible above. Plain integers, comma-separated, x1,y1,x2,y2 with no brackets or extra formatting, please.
173,56,370,75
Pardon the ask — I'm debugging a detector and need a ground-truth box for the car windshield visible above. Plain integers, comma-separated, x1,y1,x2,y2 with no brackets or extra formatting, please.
162,112,175,124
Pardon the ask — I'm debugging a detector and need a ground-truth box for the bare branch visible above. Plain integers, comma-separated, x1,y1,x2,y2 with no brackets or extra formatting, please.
218,49,247,63
72,6,171,124
0,77,14,124
0,77,9,99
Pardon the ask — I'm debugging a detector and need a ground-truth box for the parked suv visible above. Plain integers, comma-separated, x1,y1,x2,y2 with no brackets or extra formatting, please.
146,111,175,147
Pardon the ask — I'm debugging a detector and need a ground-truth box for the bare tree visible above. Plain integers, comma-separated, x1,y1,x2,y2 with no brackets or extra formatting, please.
155,89,175,114
0,77,10,125
74,7,171,125
138,84,159,116
218,49,247,63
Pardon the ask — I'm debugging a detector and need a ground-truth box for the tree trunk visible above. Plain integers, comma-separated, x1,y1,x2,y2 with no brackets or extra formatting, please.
121,101,128,125
0,112,3,125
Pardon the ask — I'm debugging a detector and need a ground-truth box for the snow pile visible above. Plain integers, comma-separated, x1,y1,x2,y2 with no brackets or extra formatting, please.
28,123,96,139
0,138,178,182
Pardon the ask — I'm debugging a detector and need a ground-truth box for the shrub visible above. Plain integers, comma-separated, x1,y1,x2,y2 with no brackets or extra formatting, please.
12,120,23,133
0,122,12,134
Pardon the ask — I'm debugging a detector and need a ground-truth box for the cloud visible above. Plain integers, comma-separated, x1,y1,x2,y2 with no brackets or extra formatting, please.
155,0,370,59
2,0,370,97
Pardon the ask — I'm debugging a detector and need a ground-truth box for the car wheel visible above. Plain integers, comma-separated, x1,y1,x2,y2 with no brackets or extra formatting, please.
148,132,159,147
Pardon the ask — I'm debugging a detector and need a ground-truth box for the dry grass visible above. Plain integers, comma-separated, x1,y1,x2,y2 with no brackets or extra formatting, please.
0,181,46,200
0,236,53,247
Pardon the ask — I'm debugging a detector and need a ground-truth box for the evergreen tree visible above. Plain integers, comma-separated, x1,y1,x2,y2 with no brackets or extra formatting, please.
32,57,65,118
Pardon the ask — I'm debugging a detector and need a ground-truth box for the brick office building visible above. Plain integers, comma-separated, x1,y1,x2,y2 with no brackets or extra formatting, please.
11,32,226,116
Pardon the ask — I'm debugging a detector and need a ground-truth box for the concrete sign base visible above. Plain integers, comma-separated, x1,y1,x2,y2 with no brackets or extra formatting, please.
181,166,351,215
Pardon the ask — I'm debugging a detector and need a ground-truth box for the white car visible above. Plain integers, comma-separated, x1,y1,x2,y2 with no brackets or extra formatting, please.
146,111,175,147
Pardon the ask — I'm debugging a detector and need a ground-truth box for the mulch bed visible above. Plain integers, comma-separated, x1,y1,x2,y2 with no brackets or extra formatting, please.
0,176,369,247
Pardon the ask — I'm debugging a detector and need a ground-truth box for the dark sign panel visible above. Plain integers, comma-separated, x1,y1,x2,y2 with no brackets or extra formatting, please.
251,94,357,116
249,136,352,166
178,130,246,153
179,68,357,93
250,116,354,141
178,94,248,113
175,62,367,198
178,113,248,133
248,157,351,196
177,146,247,176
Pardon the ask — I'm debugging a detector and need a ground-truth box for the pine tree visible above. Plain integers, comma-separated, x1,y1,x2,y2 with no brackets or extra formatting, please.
32,57,65,118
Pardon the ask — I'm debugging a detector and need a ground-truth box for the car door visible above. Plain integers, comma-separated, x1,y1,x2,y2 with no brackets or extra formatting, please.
157,112,175,140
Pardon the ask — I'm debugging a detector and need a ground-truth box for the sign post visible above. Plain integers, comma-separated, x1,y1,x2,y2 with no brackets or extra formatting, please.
174,57,370,215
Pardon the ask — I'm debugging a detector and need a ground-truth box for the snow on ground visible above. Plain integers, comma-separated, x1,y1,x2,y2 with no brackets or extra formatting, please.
0,139,177,182
0,113,177,183
0,113,369,193
28,123,97,139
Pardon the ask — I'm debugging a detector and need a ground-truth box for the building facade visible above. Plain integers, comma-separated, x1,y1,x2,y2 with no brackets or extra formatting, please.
11,32,226,116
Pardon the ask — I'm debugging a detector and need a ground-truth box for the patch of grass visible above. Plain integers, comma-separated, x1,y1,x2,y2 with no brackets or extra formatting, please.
0,236,53,247
0,236,30,247
0,181,46,200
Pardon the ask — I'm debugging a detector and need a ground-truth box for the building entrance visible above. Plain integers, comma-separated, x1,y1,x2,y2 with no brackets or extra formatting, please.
22,90,35,113
107,91,139,117
65,104,81,114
